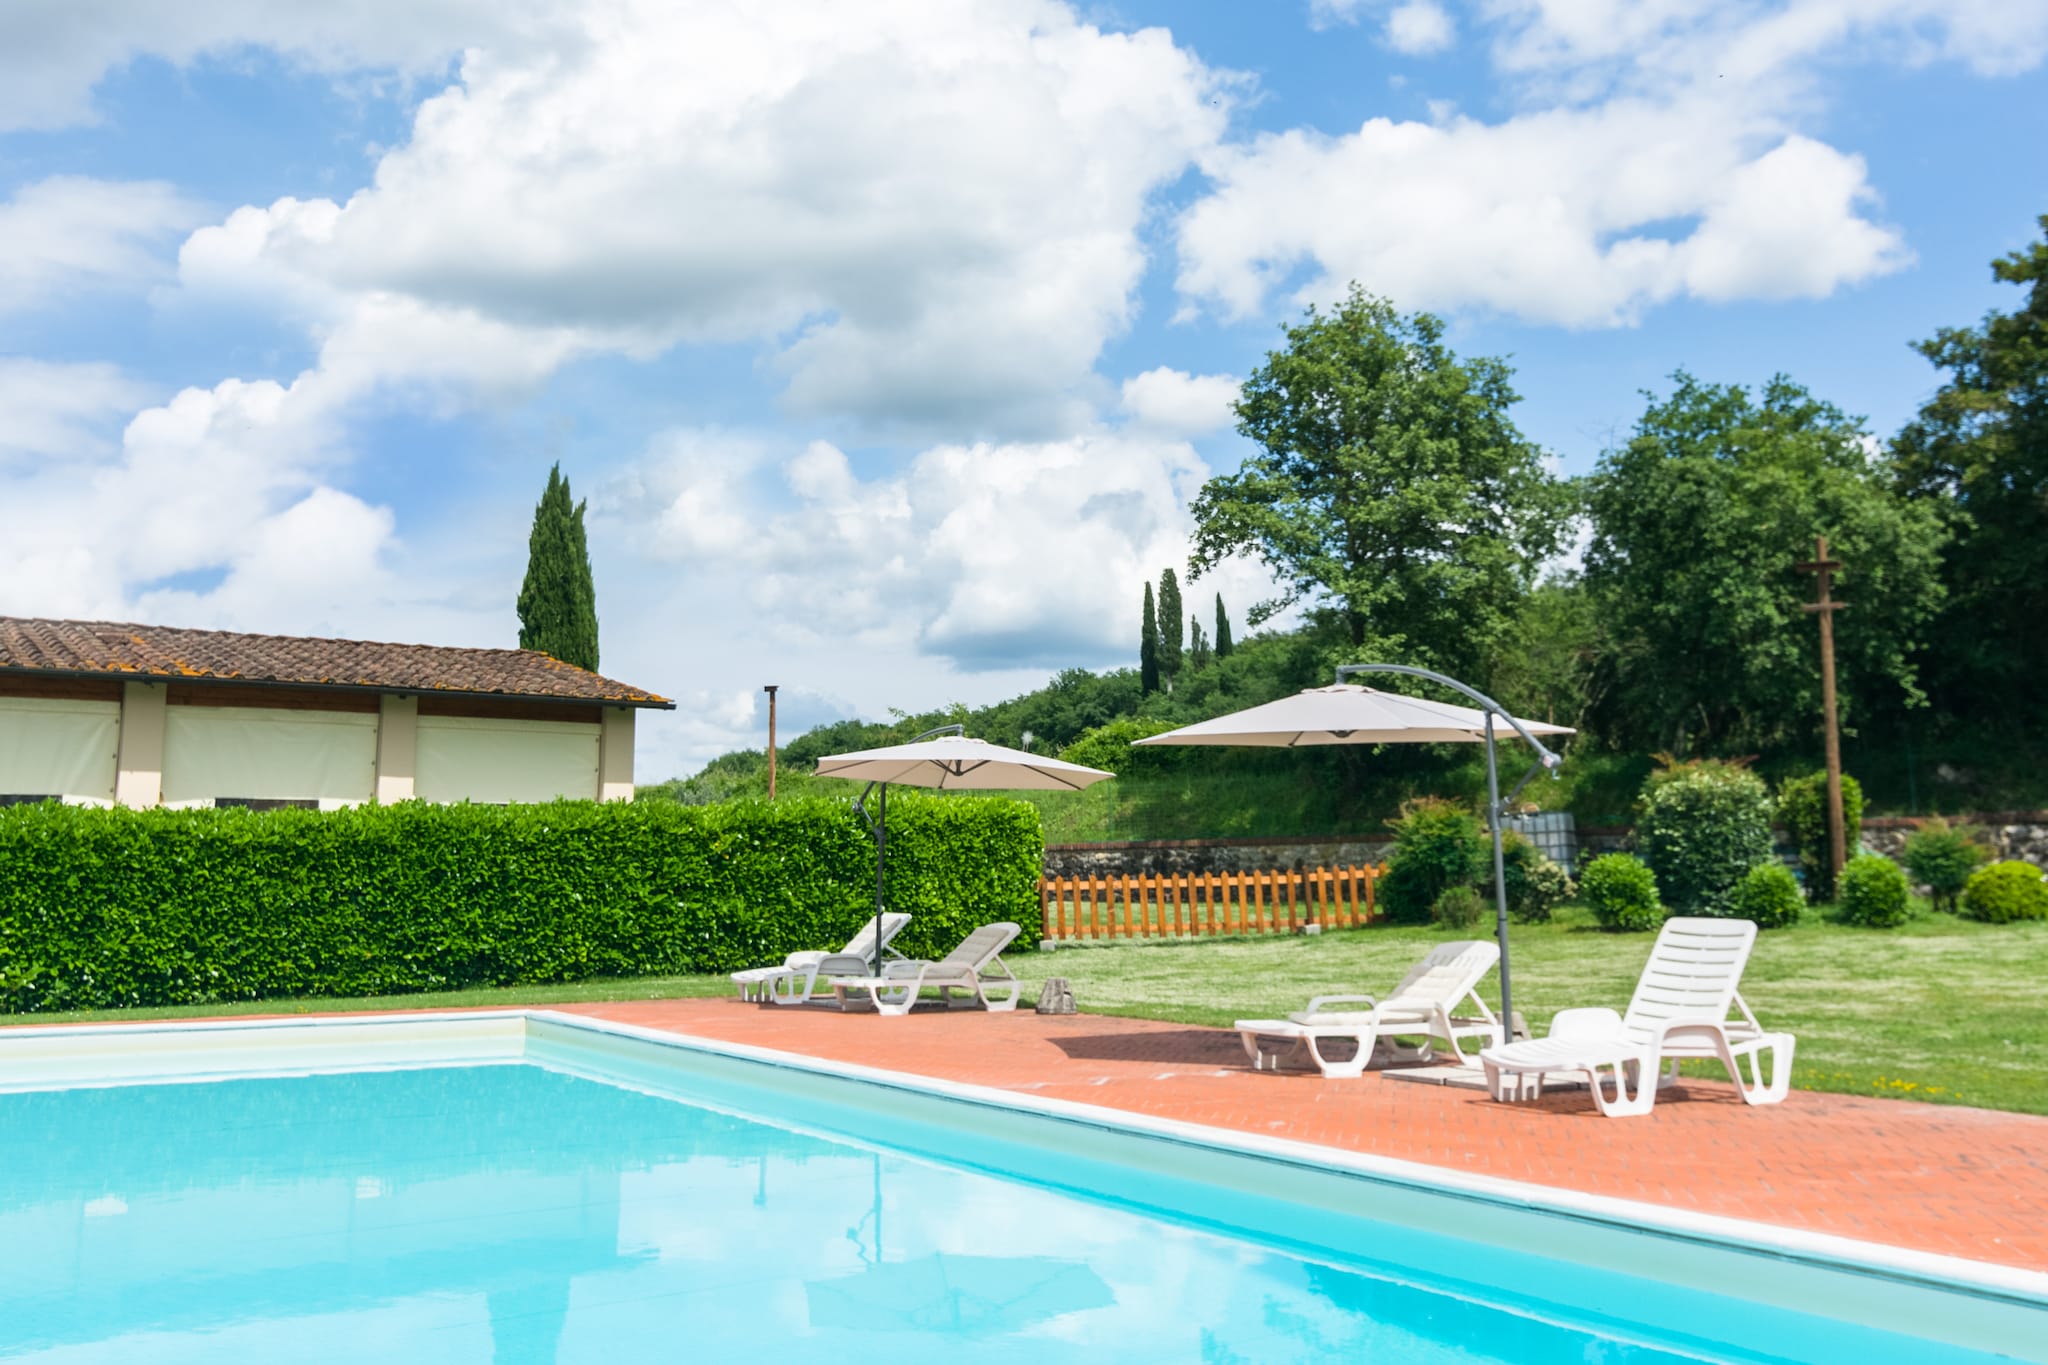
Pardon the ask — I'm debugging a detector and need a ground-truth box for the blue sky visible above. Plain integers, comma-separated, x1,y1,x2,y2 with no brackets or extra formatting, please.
2,0,2044,778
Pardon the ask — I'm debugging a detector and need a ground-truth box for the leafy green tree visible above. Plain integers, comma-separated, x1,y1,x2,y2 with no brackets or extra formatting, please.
1139,581,1161,695
516,463,600,670
1157,568,1185,689
1214,594,1234,658
1584,374,1947,755
1190,287,1570,678
1893,218,2048,731
1486,575,1601,730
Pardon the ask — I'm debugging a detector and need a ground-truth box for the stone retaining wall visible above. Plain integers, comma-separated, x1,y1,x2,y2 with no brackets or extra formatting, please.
1044,835,1393,879
1860,815,2048,866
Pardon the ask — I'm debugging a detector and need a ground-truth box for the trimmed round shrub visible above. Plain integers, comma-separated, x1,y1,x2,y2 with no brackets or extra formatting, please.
1902,818,1989,914
1637,761,1774,917
1838,853,1910,928
1959,860,2048,924
1378,797,1488,925
1728,861,1802,929
1431,884,1486,930
1495,833,1575,925
1775,770,1866,902
1580,853,1663,932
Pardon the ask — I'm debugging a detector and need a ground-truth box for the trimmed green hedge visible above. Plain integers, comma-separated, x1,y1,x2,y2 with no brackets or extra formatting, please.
0,796,1043,1013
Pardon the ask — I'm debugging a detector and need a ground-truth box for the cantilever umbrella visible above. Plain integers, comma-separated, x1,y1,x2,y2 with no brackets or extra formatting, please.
815,726,1114,967
1134,664,1571,1037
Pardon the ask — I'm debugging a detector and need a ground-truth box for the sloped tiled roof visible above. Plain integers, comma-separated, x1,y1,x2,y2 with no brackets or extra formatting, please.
0,617,672,707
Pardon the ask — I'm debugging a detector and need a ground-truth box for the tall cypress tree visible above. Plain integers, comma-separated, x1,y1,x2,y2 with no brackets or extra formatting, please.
517,463,601,671
1157,568,1184,690
1139,582,1161,695
1214,593,1234,658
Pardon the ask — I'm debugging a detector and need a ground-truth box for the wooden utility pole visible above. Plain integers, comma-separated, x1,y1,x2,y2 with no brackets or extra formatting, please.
1798,536,1847,891
762,684,779,800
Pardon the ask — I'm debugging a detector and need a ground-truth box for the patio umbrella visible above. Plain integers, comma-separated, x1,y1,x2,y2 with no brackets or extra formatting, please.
1133,664,1571,1039
815,726,1114,969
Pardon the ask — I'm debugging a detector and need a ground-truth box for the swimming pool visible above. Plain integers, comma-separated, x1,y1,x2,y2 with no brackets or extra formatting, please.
0,1012,2041,1363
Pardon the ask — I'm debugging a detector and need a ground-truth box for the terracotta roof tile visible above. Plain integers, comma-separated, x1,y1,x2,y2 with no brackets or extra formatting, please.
0,618,672,708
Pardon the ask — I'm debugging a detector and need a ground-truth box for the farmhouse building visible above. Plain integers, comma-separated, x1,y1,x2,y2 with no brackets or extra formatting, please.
0,618,673,809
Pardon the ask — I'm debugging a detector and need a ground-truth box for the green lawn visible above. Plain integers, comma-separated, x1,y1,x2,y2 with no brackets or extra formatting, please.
1035,903,2048,1115
9,903,2044,1116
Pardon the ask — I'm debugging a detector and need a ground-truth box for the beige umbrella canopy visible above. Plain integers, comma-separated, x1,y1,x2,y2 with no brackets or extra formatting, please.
1132,684,1574,750
815,727,1114,970
1134,664,1570,1038
816,736,1114,791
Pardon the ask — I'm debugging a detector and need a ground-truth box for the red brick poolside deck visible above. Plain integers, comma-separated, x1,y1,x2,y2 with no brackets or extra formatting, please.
555,998,2048,1275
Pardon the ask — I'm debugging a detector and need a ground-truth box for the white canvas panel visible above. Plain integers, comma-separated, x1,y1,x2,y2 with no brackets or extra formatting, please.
414,715,599,804
161,706,378,804
0,698,120,802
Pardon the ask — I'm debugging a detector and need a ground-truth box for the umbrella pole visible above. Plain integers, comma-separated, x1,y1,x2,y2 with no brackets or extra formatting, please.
1485,712,1514,1042
873,783,888,972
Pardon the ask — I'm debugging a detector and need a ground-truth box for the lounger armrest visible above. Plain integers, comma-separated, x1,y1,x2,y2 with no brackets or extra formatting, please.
812,953,873,978
1547,1007,1624,1041
879,958,934,979
1303,995,1377,1014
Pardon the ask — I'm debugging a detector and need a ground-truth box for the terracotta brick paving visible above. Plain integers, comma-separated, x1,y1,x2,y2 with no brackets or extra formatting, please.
554,998,2048,1274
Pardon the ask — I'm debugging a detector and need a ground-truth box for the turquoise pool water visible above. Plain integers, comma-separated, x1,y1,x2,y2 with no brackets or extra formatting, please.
0,1046,2034,1363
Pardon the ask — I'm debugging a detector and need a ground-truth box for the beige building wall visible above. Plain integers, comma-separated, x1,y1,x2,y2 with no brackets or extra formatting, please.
375,695,419,802
114,681,167,809
599,707,635,802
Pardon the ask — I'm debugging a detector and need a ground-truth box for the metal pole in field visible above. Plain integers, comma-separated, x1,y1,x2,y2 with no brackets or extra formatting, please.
1799,537,1848,893
763,684,779,801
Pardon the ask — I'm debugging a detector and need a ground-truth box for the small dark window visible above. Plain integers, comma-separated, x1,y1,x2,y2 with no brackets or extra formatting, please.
0,794,57,807
214,798,319,812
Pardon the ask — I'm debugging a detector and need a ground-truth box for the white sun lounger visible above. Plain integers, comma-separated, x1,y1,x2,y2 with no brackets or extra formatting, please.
1235,940,1503,1079
729,912,912,1004
1480,917,1795,1118
832,922,1022,1017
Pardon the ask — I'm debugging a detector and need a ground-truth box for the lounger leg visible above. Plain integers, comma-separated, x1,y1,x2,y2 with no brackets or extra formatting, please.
1723,1033,1796,1105
869,974,919,1017
1304,1033,1372,1080
978,967,1021,1013
1587,1057,1656,1117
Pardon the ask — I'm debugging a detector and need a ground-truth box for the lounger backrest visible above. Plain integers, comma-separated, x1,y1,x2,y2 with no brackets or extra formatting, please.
1619,917,1757,1047
940,921,1021,969
843,911,913,960
1382,940,1499,1007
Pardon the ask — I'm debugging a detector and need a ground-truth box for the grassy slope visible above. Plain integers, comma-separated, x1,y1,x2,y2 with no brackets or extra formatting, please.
10,905,2043,1115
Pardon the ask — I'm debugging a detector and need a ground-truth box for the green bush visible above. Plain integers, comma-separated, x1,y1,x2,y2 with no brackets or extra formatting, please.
1056,717,1183,775
1838,853,1911,928
1377,797,1488,925
0,796,1042,1013
1902,818,1989,914
1580,853,1663,932
1774,771,1865,902
1431,884,1486,930
1494,833,1574,925
1959,860,2048,924
1636,761,1774,917
1728,861,1802,929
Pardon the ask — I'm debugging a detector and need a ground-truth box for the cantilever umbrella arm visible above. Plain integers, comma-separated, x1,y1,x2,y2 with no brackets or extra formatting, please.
1334,663,1564,1043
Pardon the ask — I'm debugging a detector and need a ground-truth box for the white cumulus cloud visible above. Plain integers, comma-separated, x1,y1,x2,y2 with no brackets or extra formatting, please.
0,177,202,315
166,0,1233,437
1119,368,1242,436
1386,2,1457,54
0,360,154,462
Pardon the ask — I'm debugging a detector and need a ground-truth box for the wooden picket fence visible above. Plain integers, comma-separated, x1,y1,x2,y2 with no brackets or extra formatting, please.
1038,863,1384,942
